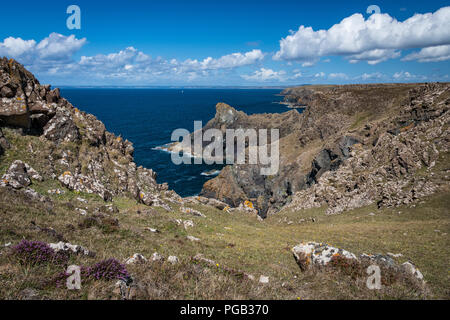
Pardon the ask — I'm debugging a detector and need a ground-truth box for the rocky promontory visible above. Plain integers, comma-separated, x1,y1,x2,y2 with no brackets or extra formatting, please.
0,58,176,207
199,83,450,216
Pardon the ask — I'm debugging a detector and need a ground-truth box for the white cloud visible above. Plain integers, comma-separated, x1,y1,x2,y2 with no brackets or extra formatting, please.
301,61,316,67
329,73,348,79
0,37,36,58
315,72,326,78
0,33,266,84
348,49,401,65
393,71,414,79
274,6,450,65
35,33,86,60
0,33,86,65
402,45,450,62
241,68,287,82
181,49,264,70
359,72,384,80
392,71,427,81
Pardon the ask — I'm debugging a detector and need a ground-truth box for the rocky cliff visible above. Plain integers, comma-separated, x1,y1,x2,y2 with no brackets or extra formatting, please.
0,58,177,207
200,83,450,216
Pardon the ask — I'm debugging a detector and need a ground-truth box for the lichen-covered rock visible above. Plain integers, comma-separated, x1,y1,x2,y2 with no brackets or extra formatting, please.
0,58,59,130
184,196,230,210
292,242,357,271
151,252,164,262
58,171,112,201
187,235,200,242
180,206,206,217
292,242,425,283
0,160,41,189
167,256,179,264
49,241,93,256
43,107,80,143
402,261,424,280
125,253,147,265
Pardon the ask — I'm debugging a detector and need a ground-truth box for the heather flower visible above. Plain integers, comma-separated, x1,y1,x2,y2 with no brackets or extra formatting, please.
12,240,68,266
83,258,130,281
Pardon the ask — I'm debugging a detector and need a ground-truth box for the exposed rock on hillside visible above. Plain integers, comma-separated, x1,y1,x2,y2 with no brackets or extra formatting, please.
292,242,425,283
0,58,171,206
1,160,42,189
199,83,449,216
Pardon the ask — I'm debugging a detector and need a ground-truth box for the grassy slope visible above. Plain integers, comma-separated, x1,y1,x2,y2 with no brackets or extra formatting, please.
0,130,448,300
0,181,448,299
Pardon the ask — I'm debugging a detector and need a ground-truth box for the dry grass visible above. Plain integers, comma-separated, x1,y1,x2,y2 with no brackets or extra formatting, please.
0,174,448,299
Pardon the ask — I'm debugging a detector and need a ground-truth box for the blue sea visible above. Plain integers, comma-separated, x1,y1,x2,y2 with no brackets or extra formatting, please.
60,88,287,196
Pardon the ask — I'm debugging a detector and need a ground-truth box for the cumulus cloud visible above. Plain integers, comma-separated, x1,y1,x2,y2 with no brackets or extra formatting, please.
348,49,401,65
314,72,326,78
0,33,86,66
329,73,348,80
274,6,450,65
241,68,287,81
402,45,450,62
0,33,266,84
179,49,264,71
359,72,384,80
392,71,427,81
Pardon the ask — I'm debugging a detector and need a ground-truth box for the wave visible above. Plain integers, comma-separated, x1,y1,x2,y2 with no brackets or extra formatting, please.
200,169,221,177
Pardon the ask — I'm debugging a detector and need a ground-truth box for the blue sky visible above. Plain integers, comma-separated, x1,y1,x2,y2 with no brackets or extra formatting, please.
0,0,449,86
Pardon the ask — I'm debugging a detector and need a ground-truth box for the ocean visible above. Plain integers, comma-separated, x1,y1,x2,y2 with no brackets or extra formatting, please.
60,88,287,196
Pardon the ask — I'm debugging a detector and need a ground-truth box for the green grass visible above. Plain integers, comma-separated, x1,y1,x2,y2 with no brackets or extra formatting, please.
0,180,448,299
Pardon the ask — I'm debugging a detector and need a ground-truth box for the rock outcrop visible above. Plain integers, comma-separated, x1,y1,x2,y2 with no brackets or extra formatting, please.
292,242,424,283
197,83,449,216
1,160,42,189
0,58,173,207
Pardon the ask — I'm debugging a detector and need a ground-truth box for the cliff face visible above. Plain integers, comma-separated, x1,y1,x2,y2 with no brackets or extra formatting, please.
200,83,450,216
0,58,177,207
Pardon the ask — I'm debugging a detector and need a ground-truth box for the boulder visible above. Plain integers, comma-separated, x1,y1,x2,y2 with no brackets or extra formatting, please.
43,108,80,143
180,206,206,218
151,252,164,262
259,275,269,284
187,235,200,242
49,241,93,256
292,242,357,271
183,220,194,229
167,256,179,265
113,277,144,300
292,242,425,283
1,160,32,189
125,253,147,265
402,262,424,280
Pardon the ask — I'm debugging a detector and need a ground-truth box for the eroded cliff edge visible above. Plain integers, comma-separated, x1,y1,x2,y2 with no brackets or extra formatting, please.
200,83,450,216
0,58,179,208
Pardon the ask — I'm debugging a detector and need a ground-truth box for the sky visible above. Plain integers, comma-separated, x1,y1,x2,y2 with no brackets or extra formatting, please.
0,0,449,86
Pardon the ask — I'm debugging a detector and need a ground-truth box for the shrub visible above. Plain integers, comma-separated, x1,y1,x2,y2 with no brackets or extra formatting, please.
54,258,130,288
328,255,364,280
11,240,68,266
83,258,130,281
